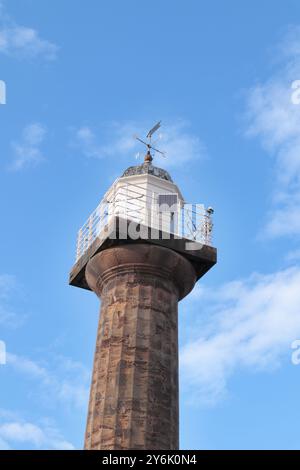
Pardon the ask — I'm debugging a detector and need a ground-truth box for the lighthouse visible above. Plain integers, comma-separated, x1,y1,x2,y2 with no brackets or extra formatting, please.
69,123,217,450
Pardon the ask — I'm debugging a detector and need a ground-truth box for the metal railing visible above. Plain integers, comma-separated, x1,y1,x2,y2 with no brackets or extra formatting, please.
75,181,213,262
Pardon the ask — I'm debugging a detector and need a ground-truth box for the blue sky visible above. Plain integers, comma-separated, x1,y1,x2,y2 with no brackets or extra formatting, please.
1,0,300,450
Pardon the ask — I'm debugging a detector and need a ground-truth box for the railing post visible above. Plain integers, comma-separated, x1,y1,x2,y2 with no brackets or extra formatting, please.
202,209,213,246
76,228,82,261
88,215,93,245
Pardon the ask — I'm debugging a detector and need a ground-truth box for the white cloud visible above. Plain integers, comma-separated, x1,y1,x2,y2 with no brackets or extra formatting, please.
9,123,47,171
74,126,104,159
0,437,10,449
0,3,58,60
73,120,206,168
156,121,207,168
7,353,90,410
0,274,15,300
0,419,74,450
180,266,300,405
245,26,300,238
0,407,75,450
285,247,300,262
0,274,25,327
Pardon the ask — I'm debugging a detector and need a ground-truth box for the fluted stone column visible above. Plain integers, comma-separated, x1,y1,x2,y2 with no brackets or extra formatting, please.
84,243,196,450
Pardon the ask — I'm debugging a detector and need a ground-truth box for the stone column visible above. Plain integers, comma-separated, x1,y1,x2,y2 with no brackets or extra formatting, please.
84,243,196,450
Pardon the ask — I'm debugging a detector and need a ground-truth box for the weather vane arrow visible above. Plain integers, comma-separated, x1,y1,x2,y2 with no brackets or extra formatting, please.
134,121,166,162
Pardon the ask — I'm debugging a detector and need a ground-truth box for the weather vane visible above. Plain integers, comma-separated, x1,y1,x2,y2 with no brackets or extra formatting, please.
134,121,166,162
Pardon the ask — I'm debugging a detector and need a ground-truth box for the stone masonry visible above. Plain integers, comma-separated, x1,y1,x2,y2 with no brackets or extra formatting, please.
84,243,196,450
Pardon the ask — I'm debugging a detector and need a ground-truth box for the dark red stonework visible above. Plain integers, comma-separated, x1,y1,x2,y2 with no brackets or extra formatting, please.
84,244,196,450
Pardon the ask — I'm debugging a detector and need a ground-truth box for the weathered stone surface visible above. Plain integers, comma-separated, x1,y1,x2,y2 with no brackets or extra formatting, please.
121,162,173,182
84,244,196,450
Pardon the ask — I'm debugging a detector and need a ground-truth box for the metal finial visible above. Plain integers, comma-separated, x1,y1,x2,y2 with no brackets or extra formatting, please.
144,150,153,163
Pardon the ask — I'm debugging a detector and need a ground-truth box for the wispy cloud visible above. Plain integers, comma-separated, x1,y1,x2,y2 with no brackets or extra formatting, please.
9,123,47,171
0,2,58,60
245,25,300,238
0,274,25,328
0,351,87,449
0,414,74,450
180,266,300,405
74,126,104,159
73,120,206,168
7,353,90,411
285,248,300,263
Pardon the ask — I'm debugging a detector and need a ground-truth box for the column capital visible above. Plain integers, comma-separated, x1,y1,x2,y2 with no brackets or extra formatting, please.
85,243,196,300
